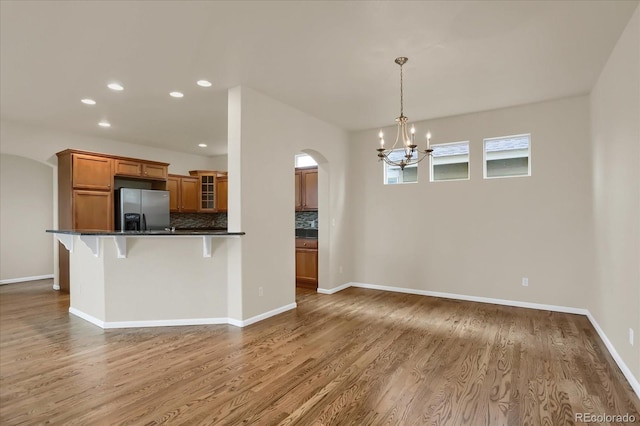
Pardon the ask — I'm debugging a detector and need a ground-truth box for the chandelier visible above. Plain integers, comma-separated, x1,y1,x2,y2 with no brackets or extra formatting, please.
376,57,433,170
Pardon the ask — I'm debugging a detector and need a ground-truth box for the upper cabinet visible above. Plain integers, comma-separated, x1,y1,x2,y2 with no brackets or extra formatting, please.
114,159,168,180
189,170,228,213
167,175,199,213
72,153,113,190
295,167,318,211
215,175,228,212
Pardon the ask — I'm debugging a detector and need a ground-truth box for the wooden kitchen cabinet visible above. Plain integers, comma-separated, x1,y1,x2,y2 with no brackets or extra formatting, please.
215,175,228,212
295,167,318,211
167,174,199,212
56,149,170,292
114,159,168,180
72,154,113,190
295,238,318,289
189,170,228,212
72,190,113,230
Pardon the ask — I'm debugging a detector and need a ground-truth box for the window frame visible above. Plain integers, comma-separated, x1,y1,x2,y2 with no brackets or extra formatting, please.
483,133,531,179
429,140,470,183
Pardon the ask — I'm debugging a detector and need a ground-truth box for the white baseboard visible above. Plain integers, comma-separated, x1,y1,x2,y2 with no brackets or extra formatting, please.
334,281,639,398
69,307,105,328
228,302,297,327
0,274,54,285
586,312,640,398
317,282,351,294
70,303,297,329
104,317,228,329
348,282,588,315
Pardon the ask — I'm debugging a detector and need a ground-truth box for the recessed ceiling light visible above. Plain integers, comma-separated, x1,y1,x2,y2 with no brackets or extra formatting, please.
107,83,124,91
170,91,184,98
81,98,96,105
98,121,111,128
198,143,208,147
197,80,212,87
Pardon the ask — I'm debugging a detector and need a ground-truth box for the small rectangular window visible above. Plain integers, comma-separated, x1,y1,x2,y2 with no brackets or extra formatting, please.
483,134,530,178
383,149,418,184
430,141,469,182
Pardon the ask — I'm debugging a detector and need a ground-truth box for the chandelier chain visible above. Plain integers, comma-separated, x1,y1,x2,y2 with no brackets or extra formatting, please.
399,62,404,117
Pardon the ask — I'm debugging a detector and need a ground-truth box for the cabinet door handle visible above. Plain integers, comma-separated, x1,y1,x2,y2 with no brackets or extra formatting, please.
303,242,307,246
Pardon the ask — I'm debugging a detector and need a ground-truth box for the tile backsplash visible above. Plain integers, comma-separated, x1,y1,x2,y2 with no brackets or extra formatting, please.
170,212,227,229
296,211,318,229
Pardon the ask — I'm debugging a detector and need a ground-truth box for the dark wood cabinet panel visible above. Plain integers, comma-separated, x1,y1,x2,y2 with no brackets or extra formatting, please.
295,167,317,211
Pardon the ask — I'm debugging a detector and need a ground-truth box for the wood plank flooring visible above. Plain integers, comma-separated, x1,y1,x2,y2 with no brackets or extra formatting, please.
1,280,638,425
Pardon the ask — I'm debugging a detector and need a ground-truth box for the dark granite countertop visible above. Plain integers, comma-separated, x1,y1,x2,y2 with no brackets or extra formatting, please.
47,229,244,236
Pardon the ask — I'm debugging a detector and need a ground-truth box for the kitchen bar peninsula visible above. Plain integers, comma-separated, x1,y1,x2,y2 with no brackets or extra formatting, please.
47,230,244,329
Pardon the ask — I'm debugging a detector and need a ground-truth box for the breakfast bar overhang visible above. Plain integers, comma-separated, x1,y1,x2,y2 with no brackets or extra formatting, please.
47,230,247,329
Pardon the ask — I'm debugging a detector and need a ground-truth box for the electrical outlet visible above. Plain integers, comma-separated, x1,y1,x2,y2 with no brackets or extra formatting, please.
259,287,263,297
522,277,528,287
630,328,634,346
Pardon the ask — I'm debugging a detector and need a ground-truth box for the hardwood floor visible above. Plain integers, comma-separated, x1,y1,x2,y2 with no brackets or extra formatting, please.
1,280,638,425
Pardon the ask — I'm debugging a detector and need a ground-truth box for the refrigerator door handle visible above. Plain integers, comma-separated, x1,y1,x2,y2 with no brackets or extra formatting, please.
142,213,147,231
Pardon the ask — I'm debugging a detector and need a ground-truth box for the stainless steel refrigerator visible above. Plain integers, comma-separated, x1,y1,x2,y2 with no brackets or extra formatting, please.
115,188,170,231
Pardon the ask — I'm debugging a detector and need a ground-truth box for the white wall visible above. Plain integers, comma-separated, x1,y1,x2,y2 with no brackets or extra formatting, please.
227,86,352,320
0,154,53,282
348,95,594,310
0,120,215,174
590,6,640,382
208,155,228,171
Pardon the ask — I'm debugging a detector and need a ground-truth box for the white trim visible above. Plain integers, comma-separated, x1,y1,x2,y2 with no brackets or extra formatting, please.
332,282,639,399
69,307,105,328
104,317,228,329
70,303,297,329
229,302,297,327
317,282,351,294
586,312,640,398
0,274,54,285
349,282,587,315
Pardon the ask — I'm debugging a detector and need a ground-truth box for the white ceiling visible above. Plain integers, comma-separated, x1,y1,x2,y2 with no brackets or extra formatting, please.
1,1,637,157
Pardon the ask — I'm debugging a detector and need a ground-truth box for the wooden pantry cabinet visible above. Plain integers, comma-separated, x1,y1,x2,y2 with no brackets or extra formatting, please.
56,149,169,292
167,175,199,212
295,167,318,211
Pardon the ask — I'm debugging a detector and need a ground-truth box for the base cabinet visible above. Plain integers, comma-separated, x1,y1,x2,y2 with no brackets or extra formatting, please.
295,238,318,289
